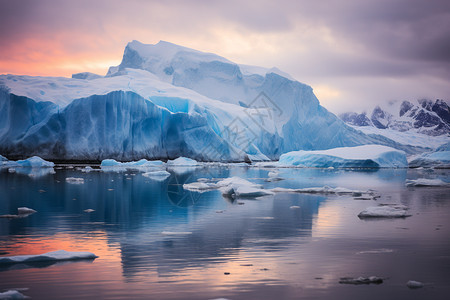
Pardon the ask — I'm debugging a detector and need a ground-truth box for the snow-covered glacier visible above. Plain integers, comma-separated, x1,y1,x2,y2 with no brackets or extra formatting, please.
0,40,425,162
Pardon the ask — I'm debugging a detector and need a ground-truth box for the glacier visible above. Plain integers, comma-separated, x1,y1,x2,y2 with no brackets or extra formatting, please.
0,40,426,162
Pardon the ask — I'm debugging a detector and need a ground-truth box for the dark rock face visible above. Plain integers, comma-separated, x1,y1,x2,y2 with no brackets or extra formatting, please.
338,112,372,126
370,106,391,129
340,99,450,136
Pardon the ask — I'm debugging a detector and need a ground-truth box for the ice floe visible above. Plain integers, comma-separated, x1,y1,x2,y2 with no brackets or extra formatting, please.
65,177,85,184
0,250,98,265
0,207,36,219
406,280,424,289
270,186,370,195
339,276,383,284
100,159,165,172
405,178,449,187
358,205,411,218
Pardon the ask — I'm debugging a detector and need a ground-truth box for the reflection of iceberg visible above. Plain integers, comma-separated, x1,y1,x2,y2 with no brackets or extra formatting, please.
13,166,55,178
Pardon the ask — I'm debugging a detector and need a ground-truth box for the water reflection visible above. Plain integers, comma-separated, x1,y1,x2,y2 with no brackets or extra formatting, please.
0,167,449,300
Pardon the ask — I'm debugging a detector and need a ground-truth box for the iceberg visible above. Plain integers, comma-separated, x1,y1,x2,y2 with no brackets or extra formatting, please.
0,40,424,162
279,145,407,168
408,142,450,168
0,250,97,265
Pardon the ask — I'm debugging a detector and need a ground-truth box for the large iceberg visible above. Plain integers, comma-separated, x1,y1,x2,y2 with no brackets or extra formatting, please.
408,142,450,168
279,145,407,168
0,40,424,162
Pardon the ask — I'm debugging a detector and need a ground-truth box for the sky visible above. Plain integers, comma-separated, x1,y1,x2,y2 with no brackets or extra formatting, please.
0,0,449,114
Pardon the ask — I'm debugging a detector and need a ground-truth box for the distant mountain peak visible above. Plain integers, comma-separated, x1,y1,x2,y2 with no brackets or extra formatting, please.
339,99,450,136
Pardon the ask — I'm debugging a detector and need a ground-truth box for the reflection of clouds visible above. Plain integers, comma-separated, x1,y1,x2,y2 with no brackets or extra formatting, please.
120,193,323,278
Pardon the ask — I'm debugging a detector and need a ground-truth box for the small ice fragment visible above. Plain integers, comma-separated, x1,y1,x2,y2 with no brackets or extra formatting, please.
84,209,95,213
17,207,36,215
161,231,192,235
81,166,93,173
66,177,85,184
407,280,424,289
339,276,383,284
8,168,16,173
290,206,301,209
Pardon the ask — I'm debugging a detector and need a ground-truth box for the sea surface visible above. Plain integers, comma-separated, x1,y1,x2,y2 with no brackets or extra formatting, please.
0,165,449,299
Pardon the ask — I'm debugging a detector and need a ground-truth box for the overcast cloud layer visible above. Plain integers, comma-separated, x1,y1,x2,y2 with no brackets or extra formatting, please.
0,0,449,113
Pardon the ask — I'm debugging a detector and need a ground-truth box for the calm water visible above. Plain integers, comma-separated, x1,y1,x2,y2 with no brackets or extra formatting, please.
0,166,449,299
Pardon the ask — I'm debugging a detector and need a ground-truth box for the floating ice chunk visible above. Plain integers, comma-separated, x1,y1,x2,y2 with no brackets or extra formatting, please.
65,177,85,184
358,206,411,218
17,207,36,215
405,178,449,187
167,157,199,166
270,186,368,195
290,206,301,209
100,159,165,172
356,248,394,254
161,231,192,235
0,250,98,265
183,181,217,192
81,166,94,173
234,185,274,198
15,156,54,168
0,290,28,299
339,276,383,284
279,145,407,168
142,170,171,181
84,209,95,213
406,280,424,289
0,207,37,219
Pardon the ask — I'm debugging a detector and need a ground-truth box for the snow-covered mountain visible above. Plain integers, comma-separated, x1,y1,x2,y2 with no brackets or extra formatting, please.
339,99,450,136
0,40,425,162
